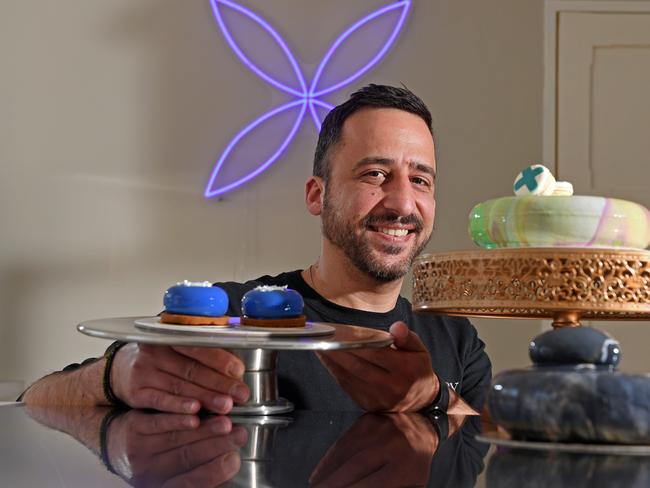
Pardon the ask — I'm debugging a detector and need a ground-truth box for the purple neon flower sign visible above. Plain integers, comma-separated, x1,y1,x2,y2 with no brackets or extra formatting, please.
205,0,412,198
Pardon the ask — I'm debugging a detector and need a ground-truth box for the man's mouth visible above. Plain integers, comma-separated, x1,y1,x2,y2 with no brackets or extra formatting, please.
363,214,423,239
370,226,412,237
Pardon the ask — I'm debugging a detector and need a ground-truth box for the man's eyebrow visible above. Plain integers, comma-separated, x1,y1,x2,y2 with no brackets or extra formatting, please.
410,161,437,180
352,157,436,179
352,156,395,171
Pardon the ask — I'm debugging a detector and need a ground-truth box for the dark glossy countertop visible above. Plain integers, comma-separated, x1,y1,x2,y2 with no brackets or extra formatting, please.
2,403,649,487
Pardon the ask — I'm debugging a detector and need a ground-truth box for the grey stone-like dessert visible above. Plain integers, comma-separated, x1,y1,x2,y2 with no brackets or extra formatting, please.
488,368,650,443
488,326,650,444
529,327,621,368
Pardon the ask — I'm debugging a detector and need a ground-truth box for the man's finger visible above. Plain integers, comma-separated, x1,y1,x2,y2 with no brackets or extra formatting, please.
317,353,373,388
316,353,380,406
172,346,245,380
131,370,239,414
319,350,390,376
154,351,250,404
389,322,427,352
132,388,202,414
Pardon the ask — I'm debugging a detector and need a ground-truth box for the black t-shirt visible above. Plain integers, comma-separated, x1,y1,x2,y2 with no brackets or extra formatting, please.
218,270,492,412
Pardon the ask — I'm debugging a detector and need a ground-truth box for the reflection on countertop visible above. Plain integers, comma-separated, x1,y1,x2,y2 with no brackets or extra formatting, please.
487,447,650,488
10,403,650,487
1,404,488,487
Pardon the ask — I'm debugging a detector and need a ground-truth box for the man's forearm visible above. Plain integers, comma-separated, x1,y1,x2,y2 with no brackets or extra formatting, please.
22,358,108,406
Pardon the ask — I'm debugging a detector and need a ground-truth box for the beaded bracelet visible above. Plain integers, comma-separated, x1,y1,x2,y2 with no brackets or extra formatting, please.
102,341,128,407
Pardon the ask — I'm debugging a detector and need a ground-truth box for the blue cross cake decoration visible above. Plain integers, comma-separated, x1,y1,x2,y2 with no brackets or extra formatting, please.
513,164,556,196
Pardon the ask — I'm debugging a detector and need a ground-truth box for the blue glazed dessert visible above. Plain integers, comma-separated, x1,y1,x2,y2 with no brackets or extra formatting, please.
241,285,306,327
160,280,229,325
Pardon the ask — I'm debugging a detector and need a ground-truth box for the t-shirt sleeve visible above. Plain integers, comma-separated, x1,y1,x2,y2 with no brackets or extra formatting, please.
459,322,492,411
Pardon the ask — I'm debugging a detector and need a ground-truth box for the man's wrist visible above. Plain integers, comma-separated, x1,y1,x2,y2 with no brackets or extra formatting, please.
417,373,450,442
103,342,128,407
419,373,449,415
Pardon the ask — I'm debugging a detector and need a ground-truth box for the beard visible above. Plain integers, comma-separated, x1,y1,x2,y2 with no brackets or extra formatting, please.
321,191,432,283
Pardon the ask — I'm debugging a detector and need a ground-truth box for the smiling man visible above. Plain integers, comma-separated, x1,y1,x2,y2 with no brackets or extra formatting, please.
314,105,435,286
23,85,491,416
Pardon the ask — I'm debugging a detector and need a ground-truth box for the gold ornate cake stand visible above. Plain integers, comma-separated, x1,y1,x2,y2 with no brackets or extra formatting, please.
412,248,650,327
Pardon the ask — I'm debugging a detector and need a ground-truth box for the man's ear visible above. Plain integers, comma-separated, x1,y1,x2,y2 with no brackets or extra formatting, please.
305,176,324,216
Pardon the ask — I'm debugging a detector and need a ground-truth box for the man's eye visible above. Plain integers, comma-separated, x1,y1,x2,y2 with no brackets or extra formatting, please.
412,177,431,187
364,170,386,179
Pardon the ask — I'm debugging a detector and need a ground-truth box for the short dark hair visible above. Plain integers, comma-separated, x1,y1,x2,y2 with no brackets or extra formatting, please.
312,84,433,180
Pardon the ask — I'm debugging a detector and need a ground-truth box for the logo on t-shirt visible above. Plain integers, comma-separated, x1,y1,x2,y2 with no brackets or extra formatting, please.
446,381,459,391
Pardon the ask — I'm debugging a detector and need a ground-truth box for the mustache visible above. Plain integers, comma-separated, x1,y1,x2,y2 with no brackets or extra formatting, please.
362,214,424,233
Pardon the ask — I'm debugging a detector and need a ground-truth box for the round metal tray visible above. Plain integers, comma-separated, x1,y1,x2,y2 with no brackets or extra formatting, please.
78,317,392,415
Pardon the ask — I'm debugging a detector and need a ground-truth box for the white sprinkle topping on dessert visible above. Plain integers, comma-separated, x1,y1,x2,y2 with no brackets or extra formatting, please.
176,280,213,287
254,285,288,292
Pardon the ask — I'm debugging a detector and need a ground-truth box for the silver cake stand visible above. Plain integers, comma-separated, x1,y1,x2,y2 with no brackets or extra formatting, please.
78,317,393,415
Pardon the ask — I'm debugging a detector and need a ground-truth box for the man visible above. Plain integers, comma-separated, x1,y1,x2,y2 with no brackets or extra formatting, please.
22,84,491,415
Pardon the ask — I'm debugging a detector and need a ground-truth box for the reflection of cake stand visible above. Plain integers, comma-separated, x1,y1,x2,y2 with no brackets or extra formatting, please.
412,248,650,444
78,317,392,416
225,415,293,488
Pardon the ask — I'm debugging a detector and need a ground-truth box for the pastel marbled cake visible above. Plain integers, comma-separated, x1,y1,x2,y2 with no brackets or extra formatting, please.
469,195,650,249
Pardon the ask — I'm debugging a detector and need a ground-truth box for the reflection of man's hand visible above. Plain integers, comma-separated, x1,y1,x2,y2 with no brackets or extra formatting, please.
309,413,438,488
106,411,247,487
317,322,437,411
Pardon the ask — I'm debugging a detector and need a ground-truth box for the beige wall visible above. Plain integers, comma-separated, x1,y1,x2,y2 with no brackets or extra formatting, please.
0,0,543,385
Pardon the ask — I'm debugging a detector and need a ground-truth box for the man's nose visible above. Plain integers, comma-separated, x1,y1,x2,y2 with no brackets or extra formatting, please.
381,176,416,216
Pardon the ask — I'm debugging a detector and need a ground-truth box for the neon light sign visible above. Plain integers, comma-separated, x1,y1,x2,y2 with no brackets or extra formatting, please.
206,0,412,198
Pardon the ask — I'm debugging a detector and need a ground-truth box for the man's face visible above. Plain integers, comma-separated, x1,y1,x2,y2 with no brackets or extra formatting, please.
321,108,436,282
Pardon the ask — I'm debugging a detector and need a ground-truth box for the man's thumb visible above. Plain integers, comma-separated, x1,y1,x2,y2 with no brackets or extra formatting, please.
389,321,426,351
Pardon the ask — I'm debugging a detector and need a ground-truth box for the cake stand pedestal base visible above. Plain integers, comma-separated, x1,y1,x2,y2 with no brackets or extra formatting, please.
229,349,294,415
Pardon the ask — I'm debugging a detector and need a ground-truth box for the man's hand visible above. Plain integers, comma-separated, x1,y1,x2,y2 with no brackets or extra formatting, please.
107,411,247,487
316,321,438,412
111,344,250,414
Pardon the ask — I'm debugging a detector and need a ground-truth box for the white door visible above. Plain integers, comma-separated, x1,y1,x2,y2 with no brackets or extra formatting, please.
557,11,650,195
552,4,650,372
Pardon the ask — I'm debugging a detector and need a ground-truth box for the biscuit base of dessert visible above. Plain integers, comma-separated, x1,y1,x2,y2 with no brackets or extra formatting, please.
240,315,306,328
160,312,229,326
